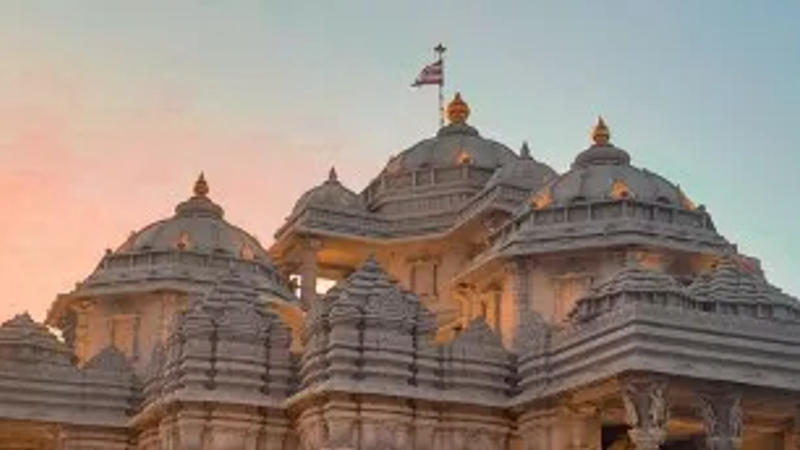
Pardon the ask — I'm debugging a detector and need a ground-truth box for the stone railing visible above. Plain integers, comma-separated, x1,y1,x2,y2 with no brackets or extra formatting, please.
80,249,291,298
278,183,531,242
488,198,724,251
362,165,495,205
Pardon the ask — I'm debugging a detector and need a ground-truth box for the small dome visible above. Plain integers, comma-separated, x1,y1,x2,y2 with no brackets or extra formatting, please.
117,174,268,260
66,174,296,303
532,117,693,208
485,142,557,191
291,167,364,215
543,164,684,206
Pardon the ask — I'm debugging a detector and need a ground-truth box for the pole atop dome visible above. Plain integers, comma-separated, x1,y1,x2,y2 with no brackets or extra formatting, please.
411,44,447,128
447,92,470,124
328,166,338,182
194,172,209,197
592,116,611,146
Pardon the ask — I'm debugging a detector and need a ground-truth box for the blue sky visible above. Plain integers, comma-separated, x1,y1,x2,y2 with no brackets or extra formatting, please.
0,1,798,320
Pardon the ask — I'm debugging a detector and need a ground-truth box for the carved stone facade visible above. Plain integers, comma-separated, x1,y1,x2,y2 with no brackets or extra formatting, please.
1,94,799,449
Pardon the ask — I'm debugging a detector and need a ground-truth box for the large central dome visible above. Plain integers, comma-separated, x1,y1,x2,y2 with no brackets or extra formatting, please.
383,93,518,174
363,93,553,218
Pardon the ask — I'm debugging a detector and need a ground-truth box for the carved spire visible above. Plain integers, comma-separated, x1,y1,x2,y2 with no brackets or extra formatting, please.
592,116,611,146
194,172,209,197
446,92,470,124
328,166,338,182
520,141,531,158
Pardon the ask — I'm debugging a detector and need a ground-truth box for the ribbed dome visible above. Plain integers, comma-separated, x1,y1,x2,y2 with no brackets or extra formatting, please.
291,167,364,215
383,94,517,174
543,164,686,206
532,118,693,209
485,142,557,191
385,123,517,173
72,174,295,302
117,174,269,261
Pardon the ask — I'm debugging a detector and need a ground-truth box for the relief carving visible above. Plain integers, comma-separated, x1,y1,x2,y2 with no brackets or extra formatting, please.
696,390,743,450
621,376,669,450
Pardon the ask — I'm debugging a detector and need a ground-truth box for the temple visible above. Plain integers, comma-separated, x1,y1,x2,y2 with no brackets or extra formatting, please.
1,94,798,449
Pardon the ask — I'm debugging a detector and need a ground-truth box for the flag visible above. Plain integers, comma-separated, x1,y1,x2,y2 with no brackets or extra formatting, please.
412,59,443,87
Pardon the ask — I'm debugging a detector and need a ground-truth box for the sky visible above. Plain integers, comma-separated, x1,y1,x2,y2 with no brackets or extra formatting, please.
0,1,798,323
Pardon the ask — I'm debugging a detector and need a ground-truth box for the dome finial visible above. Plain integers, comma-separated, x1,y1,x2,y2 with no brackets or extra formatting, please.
446,92,470,124
520,141,531,158
328,166,338,182
592,116,611,146
194,172,209,197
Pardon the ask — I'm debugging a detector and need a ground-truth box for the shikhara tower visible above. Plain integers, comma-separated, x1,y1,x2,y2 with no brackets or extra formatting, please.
1,93,798,450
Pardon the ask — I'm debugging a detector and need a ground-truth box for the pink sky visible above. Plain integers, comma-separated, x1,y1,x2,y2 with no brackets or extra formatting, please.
0,54,375,322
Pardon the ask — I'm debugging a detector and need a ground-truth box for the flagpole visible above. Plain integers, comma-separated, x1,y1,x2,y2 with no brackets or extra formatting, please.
435,43,446,128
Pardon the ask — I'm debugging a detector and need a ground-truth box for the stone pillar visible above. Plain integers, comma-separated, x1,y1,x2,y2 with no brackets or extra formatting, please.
697,390,743,450
176,409,208,450
788,408,800,450
621,375,670,450
507,258,531,317
299,238,322,308
568,405,602,450
504,257,532,348
73,300,94,364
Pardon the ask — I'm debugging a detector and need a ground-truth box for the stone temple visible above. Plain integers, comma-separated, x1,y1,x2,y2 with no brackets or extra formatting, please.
1,93,798,450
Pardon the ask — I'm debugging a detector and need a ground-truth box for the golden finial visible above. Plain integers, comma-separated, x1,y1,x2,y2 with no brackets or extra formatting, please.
447,92,470,124
194,172,209,197
592,116,610,146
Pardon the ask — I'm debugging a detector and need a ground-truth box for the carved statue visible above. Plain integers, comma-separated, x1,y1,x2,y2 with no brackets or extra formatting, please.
622,377,669,430
622,384,641,428
698,395,719,437
648,383,668,429
728,396,742,439
622,377,669,450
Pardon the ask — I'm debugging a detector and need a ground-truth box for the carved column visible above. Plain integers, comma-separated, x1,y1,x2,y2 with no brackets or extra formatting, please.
73,300,94,364
504,257,533,348
789,407,800,450
697,390,743,450
176,409,208,450
566,405,602,450
299,238,322,308
621,375,670,450
506,257,531,316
